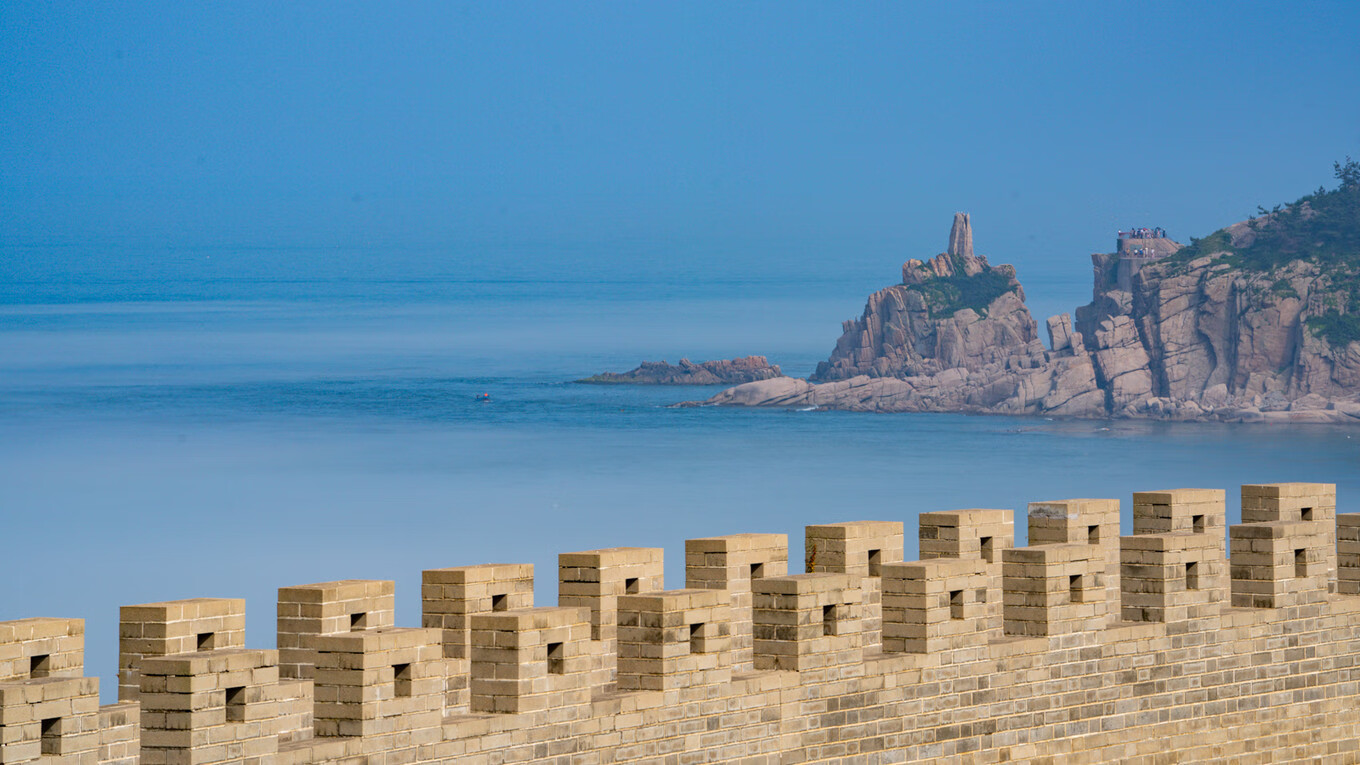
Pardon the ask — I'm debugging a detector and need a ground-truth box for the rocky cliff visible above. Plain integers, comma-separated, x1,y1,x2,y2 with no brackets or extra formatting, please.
693,167,1360,423
1076,224,1360,422
779,212,1104,416
579,356,782,385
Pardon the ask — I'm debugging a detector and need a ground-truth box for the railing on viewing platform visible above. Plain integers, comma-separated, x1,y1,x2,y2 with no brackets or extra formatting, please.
1118,227,1168,240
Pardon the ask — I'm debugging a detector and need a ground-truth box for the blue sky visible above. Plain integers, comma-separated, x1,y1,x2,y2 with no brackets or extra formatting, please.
3,2,1358,276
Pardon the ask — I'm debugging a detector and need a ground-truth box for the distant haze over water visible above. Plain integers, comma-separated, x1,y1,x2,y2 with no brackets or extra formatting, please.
3,245,1358,701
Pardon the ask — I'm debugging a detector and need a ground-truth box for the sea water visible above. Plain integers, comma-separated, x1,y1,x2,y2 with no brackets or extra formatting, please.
4,244,1359,700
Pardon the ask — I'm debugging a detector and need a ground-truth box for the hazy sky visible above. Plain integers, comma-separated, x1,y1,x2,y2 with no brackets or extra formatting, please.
3,2,1358,274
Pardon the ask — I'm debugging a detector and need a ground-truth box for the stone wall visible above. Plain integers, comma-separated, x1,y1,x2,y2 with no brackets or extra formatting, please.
3,482,1360,763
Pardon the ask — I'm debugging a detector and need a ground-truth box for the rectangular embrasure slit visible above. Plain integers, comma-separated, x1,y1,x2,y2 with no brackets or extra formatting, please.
394,662,414,694
225,686,246,722
41,717,61,755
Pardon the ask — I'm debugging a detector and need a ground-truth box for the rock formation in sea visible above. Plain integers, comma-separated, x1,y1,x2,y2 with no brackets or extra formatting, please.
691,163,1360,423
1074,216,1360,423
693,214,1106,417
578,356,782,385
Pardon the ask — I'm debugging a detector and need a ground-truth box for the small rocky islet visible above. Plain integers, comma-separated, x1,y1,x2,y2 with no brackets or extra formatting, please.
576,356,781,386
682,161,1360,424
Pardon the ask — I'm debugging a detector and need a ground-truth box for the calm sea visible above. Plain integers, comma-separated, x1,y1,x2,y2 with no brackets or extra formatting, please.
4,244,1358,700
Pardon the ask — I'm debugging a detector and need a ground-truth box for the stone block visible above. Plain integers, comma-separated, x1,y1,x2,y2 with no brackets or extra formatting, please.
277,579,395,680
1120,530,1225,622
557,546,664,645
0,676,101,764
1002,543,1113,637
753,574,863,672
881,557,994,655
0,618,85,683
805,520,903,653
918,508,1015,563
138,648,282,765
422,563,533,660
312,627,449,745
1229,520,1329,609
118,598,246,702
1030,498,1122,613
616,589,731,691
1132,488,1226,539
685,533,788,672
1338,513,1360,595
1242,483,1337,592
467,607,594,716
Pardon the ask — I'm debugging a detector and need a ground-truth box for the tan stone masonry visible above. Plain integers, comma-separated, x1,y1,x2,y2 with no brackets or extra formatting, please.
4,482,1360,763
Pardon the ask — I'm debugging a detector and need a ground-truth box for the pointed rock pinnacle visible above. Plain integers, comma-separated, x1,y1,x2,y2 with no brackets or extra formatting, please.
947,212,973,259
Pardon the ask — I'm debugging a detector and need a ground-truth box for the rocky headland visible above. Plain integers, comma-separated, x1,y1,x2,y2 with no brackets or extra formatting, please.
578,356,782,385
690,162,1360,424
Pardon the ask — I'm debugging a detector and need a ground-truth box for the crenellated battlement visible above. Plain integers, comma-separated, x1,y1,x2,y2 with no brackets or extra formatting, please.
5,482,1360,763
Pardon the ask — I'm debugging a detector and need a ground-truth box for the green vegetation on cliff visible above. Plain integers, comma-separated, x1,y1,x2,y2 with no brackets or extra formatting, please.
1307,310,1360,347
1172,230,1236,263
905,261,1017,318
1305,273,1360,347
1235,157,1360,270
1164,158,1360,348
1271,278,1300,299
1174,158,1360,270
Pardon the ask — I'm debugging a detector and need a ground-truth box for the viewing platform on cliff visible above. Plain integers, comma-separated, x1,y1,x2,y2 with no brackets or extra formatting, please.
1116,227,1179,256
1113,227,1183,290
